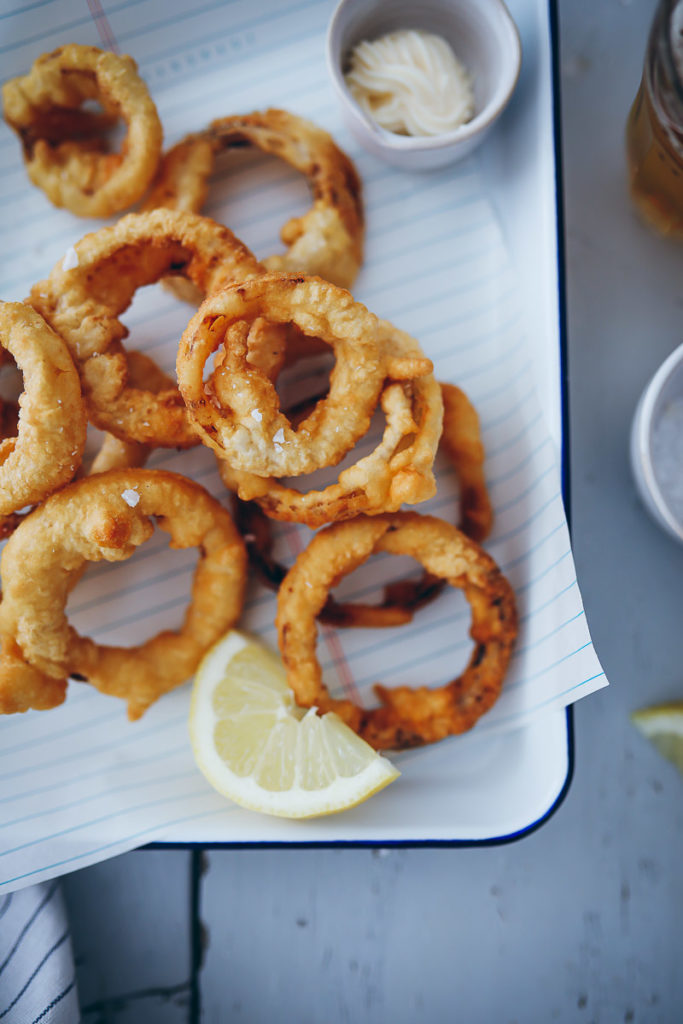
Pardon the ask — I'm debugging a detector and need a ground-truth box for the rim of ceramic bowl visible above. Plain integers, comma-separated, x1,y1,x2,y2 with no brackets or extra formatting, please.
631,340,683,543
325,0,522,152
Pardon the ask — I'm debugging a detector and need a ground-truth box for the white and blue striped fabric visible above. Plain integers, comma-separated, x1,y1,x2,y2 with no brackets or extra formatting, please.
0,0,606,890
0,883,78,1023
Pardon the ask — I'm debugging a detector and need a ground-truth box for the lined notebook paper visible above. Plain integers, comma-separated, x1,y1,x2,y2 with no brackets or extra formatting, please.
0,0,606,892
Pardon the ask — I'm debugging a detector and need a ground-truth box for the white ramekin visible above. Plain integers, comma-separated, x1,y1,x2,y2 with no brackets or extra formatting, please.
630,341,683,544
326,0,522,171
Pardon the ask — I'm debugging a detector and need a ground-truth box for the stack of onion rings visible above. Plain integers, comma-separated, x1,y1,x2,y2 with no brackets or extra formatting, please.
29,210,284,449
235,380,492,625
0,51,517,756
177,274,431,479
214,310,442,527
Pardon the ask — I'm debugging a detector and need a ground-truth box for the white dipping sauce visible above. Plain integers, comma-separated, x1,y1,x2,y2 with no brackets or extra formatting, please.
344,29,474,137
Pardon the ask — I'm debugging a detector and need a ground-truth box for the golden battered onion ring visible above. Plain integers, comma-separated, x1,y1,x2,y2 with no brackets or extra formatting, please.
0,301,86,518
144,108,364,289
2,44,162,217
276,513,517,750
0,469,247,720
218,321,442,527
235,381,491,624
177,274,428,478
29,210,274,448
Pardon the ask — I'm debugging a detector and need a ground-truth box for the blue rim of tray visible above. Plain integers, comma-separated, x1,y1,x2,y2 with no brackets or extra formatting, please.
148,0,575,854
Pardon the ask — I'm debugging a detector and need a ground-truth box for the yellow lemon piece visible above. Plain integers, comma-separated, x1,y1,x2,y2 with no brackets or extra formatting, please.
189,631,400,818
631,702,683,774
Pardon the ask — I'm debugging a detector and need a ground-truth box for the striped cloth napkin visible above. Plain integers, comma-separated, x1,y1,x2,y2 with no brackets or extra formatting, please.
0,883,79,1023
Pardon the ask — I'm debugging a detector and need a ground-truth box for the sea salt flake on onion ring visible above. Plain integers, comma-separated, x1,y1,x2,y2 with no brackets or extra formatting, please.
29,210,282,449
177,274,420,478
218,321,442,527
234,380,490,624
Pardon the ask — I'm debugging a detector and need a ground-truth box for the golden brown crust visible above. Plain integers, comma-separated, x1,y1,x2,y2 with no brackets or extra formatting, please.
0,469,247,720
217,317,442,527
3,44,162,217
29,210,270,449
88,351,175,474
440,383,492,543
178,273,404,477
144,109,364,289
0,301,86,517
234,382,491,623
276,513,517,750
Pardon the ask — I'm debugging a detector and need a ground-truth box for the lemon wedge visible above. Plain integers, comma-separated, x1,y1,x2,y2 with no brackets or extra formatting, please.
631,702,683,774
189,631,399,818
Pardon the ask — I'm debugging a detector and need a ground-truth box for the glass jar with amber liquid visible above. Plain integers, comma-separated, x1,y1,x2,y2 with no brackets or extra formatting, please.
626,0,683,236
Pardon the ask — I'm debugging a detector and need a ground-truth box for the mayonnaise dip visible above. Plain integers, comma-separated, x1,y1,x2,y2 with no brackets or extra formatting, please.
344,29,474,137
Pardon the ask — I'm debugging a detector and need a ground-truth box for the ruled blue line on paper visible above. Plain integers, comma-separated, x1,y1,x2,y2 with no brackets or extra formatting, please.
0,712,188,784
0,804,233,890
0,741,190,809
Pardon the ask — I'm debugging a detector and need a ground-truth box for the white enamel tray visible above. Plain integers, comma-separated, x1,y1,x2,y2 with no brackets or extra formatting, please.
0,0,602,891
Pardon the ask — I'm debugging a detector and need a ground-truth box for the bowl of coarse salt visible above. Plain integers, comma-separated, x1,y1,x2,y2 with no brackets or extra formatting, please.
631,341,683,545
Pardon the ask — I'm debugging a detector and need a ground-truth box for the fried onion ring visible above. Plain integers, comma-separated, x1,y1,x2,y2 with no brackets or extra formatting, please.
235,381,491,624
29,210,275,448
0,301,86,519
276,513,517,750
177,274,429,478
3,44,162,217
0,469,247,720
218,320,442,527
144,109,363,290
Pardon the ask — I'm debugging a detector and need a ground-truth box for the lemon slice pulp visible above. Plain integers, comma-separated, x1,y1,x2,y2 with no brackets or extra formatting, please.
631,702,683,774
189,631,399,818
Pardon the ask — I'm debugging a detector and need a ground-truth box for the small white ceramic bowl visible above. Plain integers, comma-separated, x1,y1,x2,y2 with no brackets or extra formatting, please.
326,0,522,171
630,341,683,545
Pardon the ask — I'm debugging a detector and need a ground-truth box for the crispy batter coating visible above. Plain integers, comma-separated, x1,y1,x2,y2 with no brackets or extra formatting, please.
144,109,364,291
3,44,162,217
0,469,247,720
29,210,274,448
235,496,443,628
440,383,493,543
177,274,427,478
218,319,442,527
88,351,174,475
276,513,517,750
235,381,491,624
0,301,86,518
